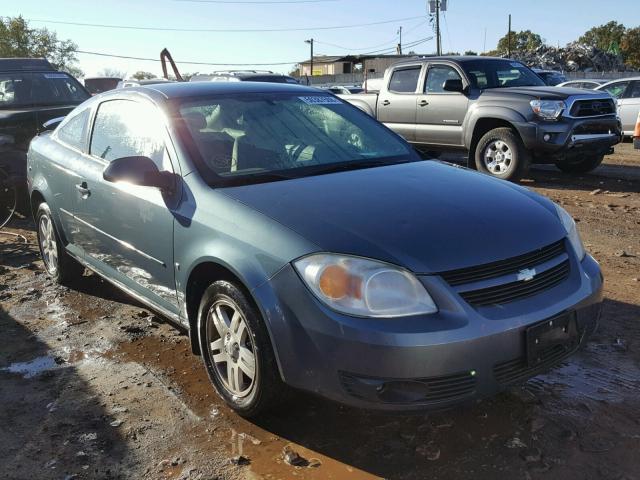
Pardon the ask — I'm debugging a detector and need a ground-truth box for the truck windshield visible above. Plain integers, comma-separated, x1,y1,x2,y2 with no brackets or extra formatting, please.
463,60,546,89
177,92,416,185
0,72,89,109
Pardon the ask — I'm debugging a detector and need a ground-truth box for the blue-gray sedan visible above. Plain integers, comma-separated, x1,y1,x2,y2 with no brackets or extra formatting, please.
27,82,603,416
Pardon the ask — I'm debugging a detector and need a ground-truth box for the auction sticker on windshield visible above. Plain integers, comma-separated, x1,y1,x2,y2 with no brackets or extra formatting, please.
298,96,342,105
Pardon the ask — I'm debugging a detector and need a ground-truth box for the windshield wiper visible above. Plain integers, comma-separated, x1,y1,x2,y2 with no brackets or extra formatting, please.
299,158,410,177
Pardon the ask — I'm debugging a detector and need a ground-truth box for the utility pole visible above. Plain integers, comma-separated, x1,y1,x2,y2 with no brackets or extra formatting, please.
507,14,511,57
397,26,403,55
435,0,441,55
483,27,487,54
305,38,314,82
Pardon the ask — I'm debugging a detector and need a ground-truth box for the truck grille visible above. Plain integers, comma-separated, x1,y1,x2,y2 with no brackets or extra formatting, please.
459,260,570,307
439,240,565,286
569,98,615,117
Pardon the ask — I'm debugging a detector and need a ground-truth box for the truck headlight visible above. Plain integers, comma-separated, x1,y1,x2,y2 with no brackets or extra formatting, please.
294,254,437,317
530,100,565,120
554,204,585,260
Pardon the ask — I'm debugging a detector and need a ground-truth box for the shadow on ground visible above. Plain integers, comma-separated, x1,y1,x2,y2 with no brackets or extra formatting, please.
0,306,132,480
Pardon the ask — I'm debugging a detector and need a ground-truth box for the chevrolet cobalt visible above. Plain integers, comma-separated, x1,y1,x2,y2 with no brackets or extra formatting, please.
27,82,603,416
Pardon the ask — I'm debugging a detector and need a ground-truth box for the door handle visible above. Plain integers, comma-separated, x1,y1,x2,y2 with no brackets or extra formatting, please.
381,100,391,106
419,100,429,107
75,181,91,197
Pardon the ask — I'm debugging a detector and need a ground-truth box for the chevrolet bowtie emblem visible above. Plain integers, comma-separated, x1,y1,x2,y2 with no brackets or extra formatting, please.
517,268,536,282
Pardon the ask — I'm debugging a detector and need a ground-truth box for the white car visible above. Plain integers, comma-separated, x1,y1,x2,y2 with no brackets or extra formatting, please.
596,77,640,136
556,79,609,90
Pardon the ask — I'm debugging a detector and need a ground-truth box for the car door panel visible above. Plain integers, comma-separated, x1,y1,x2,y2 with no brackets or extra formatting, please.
415,64,468,146
377,65,423,141
618,81,640,133
73,99,180,314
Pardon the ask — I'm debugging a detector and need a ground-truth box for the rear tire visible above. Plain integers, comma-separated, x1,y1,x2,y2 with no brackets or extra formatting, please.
474,127,530,182
197,280,285,417
555,155,604,174
35,203,84,284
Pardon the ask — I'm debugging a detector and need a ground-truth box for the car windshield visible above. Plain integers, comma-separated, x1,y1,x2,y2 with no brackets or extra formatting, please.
0,72,89,108
177,92,415,185
463,60,546,89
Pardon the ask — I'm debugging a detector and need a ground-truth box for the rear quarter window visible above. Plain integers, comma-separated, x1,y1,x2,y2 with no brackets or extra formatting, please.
388,67,421,93
56,108,90,151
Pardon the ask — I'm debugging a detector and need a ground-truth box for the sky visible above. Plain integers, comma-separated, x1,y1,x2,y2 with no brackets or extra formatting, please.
4,0,640,78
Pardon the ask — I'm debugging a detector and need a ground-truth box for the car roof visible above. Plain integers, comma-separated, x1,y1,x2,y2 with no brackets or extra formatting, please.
596,77,640,88
391,56,516,67
0,57,55,72
136,80,319,99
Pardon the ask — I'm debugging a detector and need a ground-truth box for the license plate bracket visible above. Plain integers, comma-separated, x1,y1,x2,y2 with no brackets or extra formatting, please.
526,312,578,367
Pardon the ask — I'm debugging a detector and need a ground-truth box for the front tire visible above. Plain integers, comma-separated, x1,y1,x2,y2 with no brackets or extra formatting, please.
475,127,530,181
36,203,84,284
555,154,604,174
197,280,284,417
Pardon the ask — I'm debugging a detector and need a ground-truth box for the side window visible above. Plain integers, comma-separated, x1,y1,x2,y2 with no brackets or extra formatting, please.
0,74,30,107
625,81,640,98
56,108,90,151
466,70,487,89
388,67,421,93
425,65,462,93
603,81,629,99
90,100,171,170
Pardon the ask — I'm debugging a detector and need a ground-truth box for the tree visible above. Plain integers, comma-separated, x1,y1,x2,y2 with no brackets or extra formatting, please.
98,68,127,79
132,71,156,80
578,21,626,52
495,30,544,55
0,16,82,77
621,27,640,68
464,50,478,56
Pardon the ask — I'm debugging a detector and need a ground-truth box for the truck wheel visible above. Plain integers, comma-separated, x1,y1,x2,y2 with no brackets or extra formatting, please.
475,128,530,181
555,155,604,174
197,280,286,417
36,203,85,284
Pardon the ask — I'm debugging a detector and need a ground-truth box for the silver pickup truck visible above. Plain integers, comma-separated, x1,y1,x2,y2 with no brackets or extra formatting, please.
340,56,621,181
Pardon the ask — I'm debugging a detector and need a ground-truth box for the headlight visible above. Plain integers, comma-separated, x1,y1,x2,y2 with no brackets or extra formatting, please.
554,204,585,260
294,254,437,317
530,100,565,120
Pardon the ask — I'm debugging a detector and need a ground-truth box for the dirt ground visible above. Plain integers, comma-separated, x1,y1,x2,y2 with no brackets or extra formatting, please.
1,143,639,480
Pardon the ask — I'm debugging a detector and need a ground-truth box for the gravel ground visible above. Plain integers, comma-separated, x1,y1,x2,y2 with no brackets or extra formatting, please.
1,143,639,480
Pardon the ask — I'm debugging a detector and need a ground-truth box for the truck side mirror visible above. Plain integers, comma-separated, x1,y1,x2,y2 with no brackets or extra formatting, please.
443,79,464,93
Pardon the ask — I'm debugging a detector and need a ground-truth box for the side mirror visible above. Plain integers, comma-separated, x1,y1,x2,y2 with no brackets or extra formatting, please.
443,78,465,93
42,116,66,131
103,156,174,191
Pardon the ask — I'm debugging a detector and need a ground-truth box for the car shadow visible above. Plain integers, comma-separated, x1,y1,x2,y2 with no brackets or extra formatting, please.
0,305,132,478
248,297,640,479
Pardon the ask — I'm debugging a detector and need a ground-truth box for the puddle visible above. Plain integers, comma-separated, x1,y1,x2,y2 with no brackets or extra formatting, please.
1,355,59,378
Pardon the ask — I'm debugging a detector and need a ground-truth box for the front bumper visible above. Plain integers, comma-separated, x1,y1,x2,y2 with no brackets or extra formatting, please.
515,116,621,163
254,253,603,411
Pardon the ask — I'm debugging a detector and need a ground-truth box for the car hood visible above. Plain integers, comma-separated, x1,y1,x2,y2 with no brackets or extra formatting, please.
484,86,606,100
220,161,567,273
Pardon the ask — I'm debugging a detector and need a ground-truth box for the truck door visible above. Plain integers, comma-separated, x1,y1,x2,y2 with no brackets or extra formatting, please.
415,63,468,147
376,65,423,141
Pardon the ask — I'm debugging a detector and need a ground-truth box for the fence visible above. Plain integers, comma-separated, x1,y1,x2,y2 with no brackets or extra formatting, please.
296,70,639,86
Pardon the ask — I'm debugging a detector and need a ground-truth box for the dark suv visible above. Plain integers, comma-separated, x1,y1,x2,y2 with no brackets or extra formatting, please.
0,58,89,204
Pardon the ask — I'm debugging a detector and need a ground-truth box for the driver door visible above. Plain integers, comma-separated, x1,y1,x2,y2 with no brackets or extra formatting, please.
73,98,180,314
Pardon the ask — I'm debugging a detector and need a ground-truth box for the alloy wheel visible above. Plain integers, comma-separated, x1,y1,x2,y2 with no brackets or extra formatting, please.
483,140,513,174
38,214,58,274
206,299,257,398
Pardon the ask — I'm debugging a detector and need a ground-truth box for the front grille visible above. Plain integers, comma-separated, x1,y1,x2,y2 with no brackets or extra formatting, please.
459,260,570,307
569,98,615,117
339,371,476,405
439,240,565,287
493,343,577,386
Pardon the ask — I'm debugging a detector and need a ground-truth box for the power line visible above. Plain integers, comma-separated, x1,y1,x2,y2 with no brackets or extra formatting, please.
77,49,300,66
21,15,425,33
174,0,337,3
314,19,429,52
